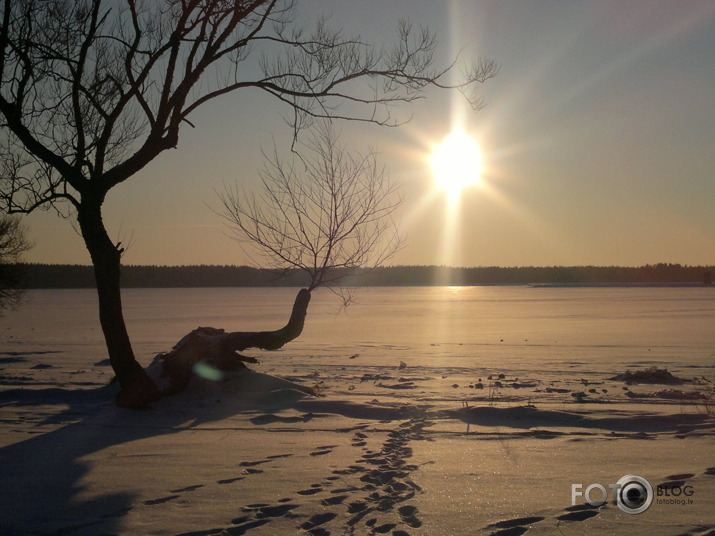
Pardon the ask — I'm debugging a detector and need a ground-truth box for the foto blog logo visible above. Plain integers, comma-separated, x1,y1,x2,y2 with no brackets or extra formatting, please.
571,474,654,515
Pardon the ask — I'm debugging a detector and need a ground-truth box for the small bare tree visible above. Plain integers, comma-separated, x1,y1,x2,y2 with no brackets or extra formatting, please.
219,122,403,294
0,214,31,313
150,125,403,395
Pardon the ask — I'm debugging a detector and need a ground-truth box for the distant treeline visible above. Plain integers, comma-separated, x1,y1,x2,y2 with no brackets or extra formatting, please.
19,263,715,289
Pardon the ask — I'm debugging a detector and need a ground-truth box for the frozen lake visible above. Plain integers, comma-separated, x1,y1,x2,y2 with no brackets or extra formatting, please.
2,286,714,536
2,286,714,379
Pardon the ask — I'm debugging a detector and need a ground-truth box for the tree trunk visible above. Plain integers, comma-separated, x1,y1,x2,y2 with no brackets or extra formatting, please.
77,198,311,406
147,289,312,395
77,202,160,409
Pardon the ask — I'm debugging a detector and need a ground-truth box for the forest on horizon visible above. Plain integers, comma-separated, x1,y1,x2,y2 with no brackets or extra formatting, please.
18,263,715,289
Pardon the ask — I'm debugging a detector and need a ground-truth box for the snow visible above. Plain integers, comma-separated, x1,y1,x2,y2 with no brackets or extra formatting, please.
1,287,714,535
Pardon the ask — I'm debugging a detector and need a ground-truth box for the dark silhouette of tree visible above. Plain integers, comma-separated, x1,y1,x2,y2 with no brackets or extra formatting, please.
219,121,403,303
0,0,497,408
0,214,30,313
18,262,715,289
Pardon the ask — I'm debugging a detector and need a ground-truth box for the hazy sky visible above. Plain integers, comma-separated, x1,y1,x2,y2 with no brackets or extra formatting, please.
22,1,715,268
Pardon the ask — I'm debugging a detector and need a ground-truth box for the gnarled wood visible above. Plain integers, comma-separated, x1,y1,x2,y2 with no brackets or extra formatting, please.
147,289,311,395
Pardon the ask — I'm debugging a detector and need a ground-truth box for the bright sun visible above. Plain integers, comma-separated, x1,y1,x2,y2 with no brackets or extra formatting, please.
429,130,483,202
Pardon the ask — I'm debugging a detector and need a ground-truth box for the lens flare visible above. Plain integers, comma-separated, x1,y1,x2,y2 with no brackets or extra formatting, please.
192,361,224,381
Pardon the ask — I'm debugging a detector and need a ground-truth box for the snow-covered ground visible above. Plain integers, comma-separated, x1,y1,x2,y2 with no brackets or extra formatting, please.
1,287,714,535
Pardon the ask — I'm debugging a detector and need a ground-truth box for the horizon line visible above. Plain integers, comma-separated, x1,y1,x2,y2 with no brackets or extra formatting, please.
19,262,715,270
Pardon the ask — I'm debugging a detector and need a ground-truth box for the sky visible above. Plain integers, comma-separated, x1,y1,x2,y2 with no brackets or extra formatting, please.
21,0,715,268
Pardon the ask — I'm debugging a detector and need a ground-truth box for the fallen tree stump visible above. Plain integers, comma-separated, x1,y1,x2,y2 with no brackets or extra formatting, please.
146,288,311,396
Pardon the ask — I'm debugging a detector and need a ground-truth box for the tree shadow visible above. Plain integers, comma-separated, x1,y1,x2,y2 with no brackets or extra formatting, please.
0,368,407,534
0,370,316,533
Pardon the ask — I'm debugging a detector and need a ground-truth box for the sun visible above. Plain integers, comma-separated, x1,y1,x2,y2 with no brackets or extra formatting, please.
429,130,483,203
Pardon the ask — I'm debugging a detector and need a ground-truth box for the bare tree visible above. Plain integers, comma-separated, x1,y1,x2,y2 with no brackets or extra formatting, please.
146,124,404,395
0,0,498,408
219,122,403,294
0,214,31,313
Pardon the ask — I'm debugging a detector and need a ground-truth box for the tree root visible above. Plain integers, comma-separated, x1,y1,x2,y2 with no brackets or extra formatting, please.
145,289,311,396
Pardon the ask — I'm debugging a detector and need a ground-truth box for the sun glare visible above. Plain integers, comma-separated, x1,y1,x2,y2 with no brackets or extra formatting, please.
430,130,483,203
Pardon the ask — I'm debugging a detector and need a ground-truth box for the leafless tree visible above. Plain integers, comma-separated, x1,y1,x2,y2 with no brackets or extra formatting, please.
219,122,403,295
0,0,498,408
0,214,31,313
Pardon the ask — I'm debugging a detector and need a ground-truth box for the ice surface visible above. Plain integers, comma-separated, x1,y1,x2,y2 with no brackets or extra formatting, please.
1,287,713,534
